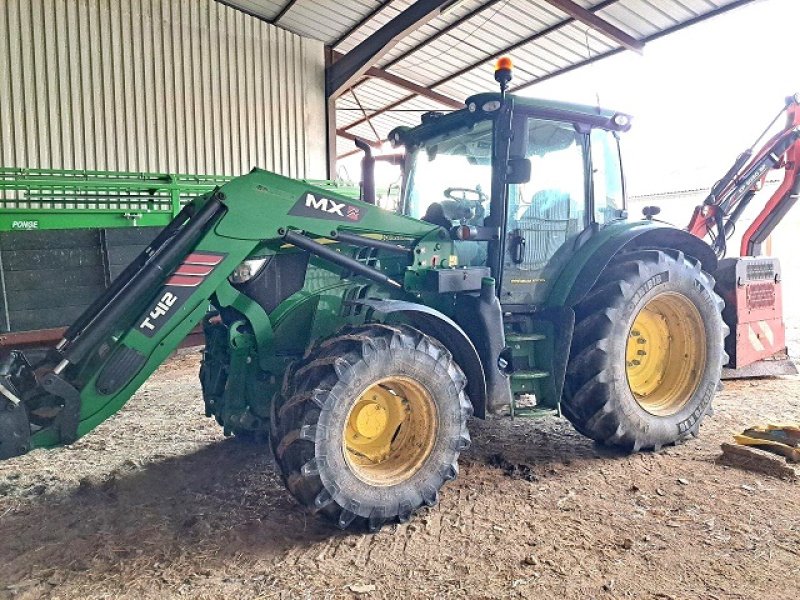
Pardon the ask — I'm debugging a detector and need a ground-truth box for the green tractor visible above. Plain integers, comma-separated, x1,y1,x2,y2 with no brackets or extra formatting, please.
0,62,725,532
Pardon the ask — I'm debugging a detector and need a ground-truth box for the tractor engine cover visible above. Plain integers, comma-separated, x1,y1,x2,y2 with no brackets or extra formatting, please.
715,257,787,368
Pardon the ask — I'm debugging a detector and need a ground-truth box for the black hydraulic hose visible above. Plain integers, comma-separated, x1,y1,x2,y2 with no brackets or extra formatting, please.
330,230,414,255
282,230,402,289
704,150,752,208
63,196,224,365
724,190,756,237
61,203,196,346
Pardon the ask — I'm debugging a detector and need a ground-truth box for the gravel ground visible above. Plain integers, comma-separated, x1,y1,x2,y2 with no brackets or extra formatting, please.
0,351,798,600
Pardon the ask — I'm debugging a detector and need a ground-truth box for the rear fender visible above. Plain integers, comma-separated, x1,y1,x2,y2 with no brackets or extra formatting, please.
548,222,717,308
353,299,487,419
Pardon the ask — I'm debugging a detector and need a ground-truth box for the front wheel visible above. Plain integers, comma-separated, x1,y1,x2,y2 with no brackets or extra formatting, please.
270,324,472,531
563,250,727,451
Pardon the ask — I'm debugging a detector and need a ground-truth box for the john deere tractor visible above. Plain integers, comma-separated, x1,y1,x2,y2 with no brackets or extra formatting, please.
0,61,725,531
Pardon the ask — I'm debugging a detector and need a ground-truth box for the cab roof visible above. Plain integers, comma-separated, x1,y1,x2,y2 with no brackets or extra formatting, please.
389,92,631,148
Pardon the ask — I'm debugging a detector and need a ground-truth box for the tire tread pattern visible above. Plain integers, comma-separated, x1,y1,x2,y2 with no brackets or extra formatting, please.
269,323,471,531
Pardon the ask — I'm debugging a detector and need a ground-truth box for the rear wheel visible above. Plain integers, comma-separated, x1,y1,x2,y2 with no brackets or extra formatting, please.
270,324,471,531
563,250,726,451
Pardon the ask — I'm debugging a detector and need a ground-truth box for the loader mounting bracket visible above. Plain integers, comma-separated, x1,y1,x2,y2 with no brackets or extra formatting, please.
40,372,81,444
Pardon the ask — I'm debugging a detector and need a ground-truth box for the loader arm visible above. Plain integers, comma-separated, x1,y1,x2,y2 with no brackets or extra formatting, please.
0,169,441,459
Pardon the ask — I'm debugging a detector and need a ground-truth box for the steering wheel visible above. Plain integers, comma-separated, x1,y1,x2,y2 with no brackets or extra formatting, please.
444,187,489,204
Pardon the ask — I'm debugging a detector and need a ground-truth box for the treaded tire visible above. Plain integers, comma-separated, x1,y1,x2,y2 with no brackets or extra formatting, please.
270,323,472,532
563,249,727,451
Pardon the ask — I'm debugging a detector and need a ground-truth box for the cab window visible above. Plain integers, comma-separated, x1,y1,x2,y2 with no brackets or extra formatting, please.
500,117,588,304
403,120,493,225
590,128,625,225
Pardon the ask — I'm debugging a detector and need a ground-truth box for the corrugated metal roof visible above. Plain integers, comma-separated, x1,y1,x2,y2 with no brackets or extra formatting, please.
222,0,754,158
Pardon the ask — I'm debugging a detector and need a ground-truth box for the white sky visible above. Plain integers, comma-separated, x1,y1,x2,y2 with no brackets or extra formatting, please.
523,0,799,195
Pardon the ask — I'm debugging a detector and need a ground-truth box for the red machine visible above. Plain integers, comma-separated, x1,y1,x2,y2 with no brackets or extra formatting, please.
686,96,800,377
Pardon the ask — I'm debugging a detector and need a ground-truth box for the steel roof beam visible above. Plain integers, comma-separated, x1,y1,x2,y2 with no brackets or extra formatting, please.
335,0,752,140
543,0,643,53
363,66,464,109
336,0,621,134
383,0,507,70
337,94,415,137
337,130,383,148
271,0,300,24
350,88,382,142
333,0,394,49
327,0,451,99
331,50,463,109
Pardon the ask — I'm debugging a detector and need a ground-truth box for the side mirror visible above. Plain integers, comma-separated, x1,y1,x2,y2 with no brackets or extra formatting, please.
505,157,531,184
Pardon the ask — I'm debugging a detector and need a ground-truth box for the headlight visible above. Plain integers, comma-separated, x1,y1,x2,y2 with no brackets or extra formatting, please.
228,258,269,284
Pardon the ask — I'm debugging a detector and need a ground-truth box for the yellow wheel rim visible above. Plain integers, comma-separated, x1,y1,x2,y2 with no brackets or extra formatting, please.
343,376,438,487
625,292,706,416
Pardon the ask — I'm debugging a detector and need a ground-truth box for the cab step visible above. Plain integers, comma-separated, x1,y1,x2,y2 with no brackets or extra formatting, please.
506,333,546,343
510,406,559,419
510,369,549,380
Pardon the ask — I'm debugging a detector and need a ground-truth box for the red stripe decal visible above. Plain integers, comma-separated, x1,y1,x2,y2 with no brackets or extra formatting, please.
175,264,214,276
166,275,204,287
185,252,224,266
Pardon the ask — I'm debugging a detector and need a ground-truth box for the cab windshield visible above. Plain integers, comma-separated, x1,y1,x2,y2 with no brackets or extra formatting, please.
403,120,493,226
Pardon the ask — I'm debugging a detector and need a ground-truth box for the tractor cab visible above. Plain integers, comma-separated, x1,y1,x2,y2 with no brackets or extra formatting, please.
389,91,630,305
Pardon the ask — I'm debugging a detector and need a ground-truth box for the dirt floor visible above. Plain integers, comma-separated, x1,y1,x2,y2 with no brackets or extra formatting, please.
0,352,798,600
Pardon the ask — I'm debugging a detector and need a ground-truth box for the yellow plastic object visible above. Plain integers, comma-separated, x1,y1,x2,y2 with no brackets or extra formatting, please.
734,424,800,463
625,292,707,416
343,376,438,486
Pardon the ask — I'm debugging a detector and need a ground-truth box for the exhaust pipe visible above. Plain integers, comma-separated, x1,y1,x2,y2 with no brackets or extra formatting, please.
355,138,376,205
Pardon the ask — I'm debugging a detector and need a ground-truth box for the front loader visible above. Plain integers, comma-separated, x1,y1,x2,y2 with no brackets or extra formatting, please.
0,60,726,531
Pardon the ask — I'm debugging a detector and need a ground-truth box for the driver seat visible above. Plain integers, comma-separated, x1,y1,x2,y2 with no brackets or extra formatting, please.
421,202,452,229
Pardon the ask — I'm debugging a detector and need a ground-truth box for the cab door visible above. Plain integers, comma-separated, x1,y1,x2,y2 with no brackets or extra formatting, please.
501,117,589,305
